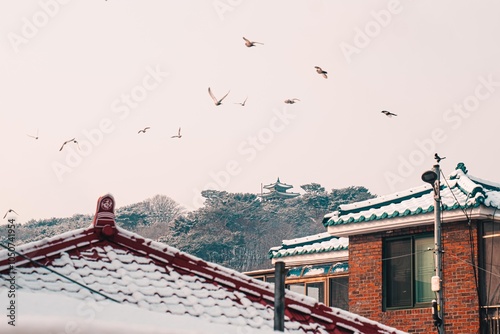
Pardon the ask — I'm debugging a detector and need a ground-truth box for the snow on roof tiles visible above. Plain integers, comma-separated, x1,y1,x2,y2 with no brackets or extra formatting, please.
0,194,406,334
269,232,348,259
323,163,500,227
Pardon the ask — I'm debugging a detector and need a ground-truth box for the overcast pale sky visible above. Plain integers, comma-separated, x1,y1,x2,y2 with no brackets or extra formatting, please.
2,0,500,222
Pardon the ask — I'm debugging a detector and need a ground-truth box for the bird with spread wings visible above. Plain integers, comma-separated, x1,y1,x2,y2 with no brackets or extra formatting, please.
381,110,397,117
208,87,230,106
138,127,150,134
3,209,18,219
242,37,263,47
171,127,182,139
59,138,79,151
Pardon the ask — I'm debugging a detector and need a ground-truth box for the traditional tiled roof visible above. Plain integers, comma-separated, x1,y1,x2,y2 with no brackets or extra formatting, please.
269,232,348,259
0,194,406,334
323,163,500,233
263,177,294,190
260,177,300,199
260,191,300,199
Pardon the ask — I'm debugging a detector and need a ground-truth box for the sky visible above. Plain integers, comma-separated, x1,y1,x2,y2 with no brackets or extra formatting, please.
2,0,500,222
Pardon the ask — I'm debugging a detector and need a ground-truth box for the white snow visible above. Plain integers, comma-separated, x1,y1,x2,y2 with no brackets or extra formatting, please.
0,289,276,334
303,267,327,276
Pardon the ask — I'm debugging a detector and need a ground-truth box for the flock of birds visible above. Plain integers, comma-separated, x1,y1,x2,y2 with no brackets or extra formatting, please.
23,36,399,153
6,35,412,220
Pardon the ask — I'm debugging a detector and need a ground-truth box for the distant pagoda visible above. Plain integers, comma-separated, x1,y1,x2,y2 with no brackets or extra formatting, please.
259,177,300,200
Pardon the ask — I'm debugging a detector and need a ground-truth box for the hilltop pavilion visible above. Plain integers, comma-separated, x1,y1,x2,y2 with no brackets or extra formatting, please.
259,177,300,200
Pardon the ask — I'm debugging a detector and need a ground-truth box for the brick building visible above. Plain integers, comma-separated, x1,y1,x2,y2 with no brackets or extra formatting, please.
248,162,500,333
246,232,350,310
323,163,500,333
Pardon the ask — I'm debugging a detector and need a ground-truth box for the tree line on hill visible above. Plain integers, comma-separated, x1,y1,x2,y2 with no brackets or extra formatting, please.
0,184,375,272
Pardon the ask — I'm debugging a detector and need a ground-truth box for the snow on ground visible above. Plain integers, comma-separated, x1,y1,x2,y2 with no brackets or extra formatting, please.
0,289,276,334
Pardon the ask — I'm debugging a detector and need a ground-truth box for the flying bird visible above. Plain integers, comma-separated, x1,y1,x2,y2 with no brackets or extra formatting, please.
171,127,182,139
284,98,300,104
381,110,397,117
27,129,39,140
434,153,446,163
59,138,79,151
208,87,230,106
234,97,248,106
3,209,18,219
138,127,150,134
242,37,263,47
315,66,328,79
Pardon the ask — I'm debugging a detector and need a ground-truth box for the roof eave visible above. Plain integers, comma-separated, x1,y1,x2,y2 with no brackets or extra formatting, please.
326,206,500,237
0,226,99,272
271,250,348,267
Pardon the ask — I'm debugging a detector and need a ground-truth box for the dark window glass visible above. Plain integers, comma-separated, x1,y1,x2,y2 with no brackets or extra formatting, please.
330,276,349,310
384,235,433,309
385,238,412,308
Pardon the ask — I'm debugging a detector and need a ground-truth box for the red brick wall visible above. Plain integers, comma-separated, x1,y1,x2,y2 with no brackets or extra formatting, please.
348,221,480,333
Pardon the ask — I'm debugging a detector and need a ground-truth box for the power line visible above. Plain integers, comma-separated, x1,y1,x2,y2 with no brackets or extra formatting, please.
446,251,500,279
381,248,433,262
439,169,481,306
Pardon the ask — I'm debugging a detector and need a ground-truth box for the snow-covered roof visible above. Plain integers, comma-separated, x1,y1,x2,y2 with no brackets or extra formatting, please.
0,194,406,334
269,232,348,259
323,163,500,236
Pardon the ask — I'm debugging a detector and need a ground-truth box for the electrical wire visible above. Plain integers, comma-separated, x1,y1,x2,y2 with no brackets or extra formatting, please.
486,208,498,313
446,251,500,280
380,248,433,262
0,242,120,303
439,170,482,308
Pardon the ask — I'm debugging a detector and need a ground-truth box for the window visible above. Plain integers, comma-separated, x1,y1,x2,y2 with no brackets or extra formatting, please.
265,275,275,284
330,276,349,311
287,282,325,303
479,221,500,332
330,276,349,310
383,234,434,309
288,282,305,295
307,282,324,302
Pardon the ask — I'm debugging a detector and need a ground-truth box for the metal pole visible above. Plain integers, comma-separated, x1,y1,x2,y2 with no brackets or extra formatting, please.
274,261,286,332
433,164,445,333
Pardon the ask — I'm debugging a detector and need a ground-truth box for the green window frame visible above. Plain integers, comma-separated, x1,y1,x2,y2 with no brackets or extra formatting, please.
383,234,434,309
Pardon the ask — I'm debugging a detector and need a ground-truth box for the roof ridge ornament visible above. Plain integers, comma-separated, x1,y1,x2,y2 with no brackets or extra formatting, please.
92,194,117,238
456,162,468,174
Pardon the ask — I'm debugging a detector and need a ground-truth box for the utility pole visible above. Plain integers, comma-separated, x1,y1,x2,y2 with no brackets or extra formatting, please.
432,164,444,334
422,163,444,333
274,261,286,332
